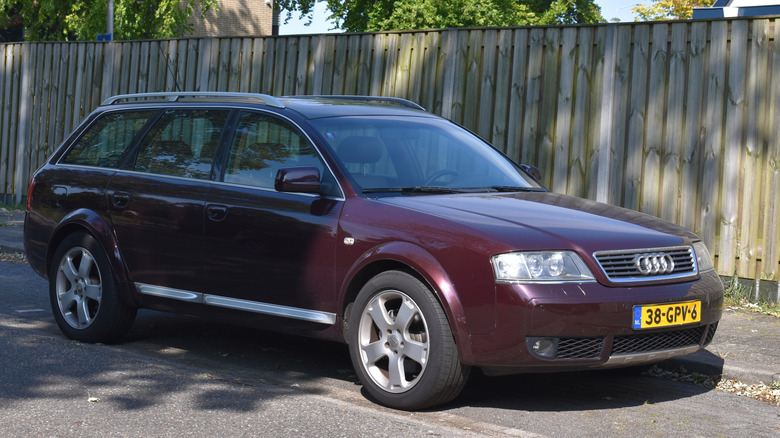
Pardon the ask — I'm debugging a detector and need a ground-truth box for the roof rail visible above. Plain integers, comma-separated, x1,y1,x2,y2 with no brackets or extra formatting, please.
101,92,285,108
289,95,426,111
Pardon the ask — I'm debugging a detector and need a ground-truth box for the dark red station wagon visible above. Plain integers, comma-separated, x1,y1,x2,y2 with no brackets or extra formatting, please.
25,93,723,410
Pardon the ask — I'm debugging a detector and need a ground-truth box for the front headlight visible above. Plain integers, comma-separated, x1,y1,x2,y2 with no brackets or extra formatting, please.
692,241,715,272
491,251,595,283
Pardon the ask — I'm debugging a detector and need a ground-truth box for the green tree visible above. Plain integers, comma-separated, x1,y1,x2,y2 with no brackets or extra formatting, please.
278,0,604,32
0,0,217,41
632,0,716,20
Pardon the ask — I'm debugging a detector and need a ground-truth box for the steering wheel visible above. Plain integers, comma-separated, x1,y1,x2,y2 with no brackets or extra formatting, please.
424,169,460,186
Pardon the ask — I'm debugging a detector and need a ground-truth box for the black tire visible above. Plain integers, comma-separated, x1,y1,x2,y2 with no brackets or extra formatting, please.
347,270,470,410
49,231,137,343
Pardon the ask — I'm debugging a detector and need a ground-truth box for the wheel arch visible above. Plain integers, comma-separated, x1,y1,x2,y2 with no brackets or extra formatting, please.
339,242,475,363
48,208,137,307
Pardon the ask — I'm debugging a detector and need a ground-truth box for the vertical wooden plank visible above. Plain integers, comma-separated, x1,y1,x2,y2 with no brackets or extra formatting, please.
491,29,513,153
217,39,232,91
72,44,87,125
342,35,360,95
310,35,325,94
101,42,115,101
420,31,440,112
607,24,633,205
571,24,595,197
198,38,213,91
477,29,497,144
29,43,45,171
38,44,54,160
641,23,668,216
127,42,141,95
552,27,577,194
250,37,265,93
283,37,298,95
382,33,400,96
586,25,606,200
595,24,618,204
395,32,413,99
680,21,707,233
659,23,687,222
624,25,650,211
319,35,336,94
408,32,426,105
356,34,373,97
62,44,79,136
719,20,748,276
369,33,387,97
739,19,770,278
239,38,253,92
332,35,348,94
462,30,484,133
505,28,528,163
14,44,33,200
229,38,242,92
439,30,458,120
295,36,310,94
0,44,8,194
537,27,561,186
137,41,150,93
46,44,64,158
522,28,544,167
761,18,780,281
701,21,727,262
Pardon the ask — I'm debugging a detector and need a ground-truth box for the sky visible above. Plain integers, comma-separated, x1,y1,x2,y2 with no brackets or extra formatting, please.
278,1,643,35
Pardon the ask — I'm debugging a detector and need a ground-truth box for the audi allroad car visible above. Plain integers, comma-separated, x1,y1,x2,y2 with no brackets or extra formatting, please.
24,93,723,410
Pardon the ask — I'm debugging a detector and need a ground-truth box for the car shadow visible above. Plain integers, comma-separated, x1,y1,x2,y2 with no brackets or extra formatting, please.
126,309,719,413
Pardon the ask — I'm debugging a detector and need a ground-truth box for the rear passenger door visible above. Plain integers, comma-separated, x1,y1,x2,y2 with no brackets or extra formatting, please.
106,108,230,294
202,111,344,323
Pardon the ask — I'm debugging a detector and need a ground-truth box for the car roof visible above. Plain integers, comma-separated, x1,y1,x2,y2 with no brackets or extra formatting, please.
100,92,432,120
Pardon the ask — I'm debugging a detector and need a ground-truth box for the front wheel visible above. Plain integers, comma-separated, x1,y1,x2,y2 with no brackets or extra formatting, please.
348,271,469,410
49,232,136,343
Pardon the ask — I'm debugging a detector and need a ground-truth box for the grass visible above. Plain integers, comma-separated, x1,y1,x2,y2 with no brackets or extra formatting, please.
722,276,780,317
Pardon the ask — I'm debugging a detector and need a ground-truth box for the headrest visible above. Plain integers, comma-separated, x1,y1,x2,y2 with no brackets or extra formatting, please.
338,136,384,164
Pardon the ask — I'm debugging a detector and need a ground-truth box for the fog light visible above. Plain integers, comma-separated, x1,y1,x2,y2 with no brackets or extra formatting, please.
527,337,559,359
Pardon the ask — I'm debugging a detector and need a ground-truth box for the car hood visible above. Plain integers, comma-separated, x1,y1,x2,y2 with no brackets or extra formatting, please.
378,191,698,254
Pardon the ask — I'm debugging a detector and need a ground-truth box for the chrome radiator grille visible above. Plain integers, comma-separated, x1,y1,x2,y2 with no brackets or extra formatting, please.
593,246,697,282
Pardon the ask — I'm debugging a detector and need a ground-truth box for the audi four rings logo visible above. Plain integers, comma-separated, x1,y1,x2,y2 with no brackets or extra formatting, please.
634,253,675,275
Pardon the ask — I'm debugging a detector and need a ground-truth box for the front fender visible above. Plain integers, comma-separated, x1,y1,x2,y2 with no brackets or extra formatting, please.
340,241,479,364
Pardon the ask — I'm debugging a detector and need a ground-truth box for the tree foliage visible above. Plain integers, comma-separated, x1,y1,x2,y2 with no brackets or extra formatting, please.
0,0,217,41
632,0,716,20
277,0,604,32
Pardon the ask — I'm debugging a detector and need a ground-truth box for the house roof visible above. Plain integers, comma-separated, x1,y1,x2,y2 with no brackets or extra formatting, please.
693,0,780,18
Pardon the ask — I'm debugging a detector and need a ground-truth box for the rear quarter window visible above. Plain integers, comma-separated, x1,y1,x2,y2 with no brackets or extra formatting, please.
61,111,157,168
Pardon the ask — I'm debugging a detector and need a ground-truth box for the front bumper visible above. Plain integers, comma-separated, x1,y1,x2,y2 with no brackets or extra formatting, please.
464,270,724,374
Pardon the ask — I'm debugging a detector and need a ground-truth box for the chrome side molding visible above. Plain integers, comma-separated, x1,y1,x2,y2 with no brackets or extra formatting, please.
135,283,336,325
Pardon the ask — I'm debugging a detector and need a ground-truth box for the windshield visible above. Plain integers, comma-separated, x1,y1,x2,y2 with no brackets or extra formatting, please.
308,116,544,194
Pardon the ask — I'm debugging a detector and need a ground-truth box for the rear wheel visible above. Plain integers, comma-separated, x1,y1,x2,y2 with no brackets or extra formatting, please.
49,232,136,343
348,271,469,410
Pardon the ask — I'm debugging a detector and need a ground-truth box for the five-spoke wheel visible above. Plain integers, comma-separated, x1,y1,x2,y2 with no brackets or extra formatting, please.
348,271,469,410
49,232,136,343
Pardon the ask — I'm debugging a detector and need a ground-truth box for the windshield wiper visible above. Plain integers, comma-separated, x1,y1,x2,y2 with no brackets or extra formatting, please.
488,186,547,192
362,186,470,194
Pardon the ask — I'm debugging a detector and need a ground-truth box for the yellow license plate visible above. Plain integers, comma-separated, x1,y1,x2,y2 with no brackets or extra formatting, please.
632,301,701,329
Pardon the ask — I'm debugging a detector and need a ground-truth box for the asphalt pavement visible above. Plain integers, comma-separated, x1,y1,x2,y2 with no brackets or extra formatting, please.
2,209,778,386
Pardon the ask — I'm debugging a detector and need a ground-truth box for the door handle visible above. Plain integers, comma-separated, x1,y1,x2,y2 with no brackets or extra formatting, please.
111,192,130,209
206,204,228,222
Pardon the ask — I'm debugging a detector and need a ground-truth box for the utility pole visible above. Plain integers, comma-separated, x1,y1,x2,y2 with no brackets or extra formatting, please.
107,0,114,40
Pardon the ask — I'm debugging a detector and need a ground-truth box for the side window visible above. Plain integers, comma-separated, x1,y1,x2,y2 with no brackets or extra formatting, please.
224,112,333,192
134,109,229,179
62,111,156,168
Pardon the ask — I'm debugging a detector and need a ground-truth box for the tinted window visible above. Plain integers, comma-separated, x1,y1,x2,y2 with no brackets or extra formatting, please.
310,116,542,191
224,112,336,193
62,111,156,168
134,109,229,179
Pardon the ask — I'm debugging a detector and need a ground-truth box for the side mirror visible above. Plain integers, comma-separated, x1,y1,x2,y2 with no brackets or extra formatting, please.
275,167,322,194
519,164,542,182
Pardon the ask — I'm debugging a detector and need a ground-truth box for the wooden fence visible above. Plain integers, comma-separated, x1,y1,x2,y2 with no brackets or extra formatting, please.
1,18,779,293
